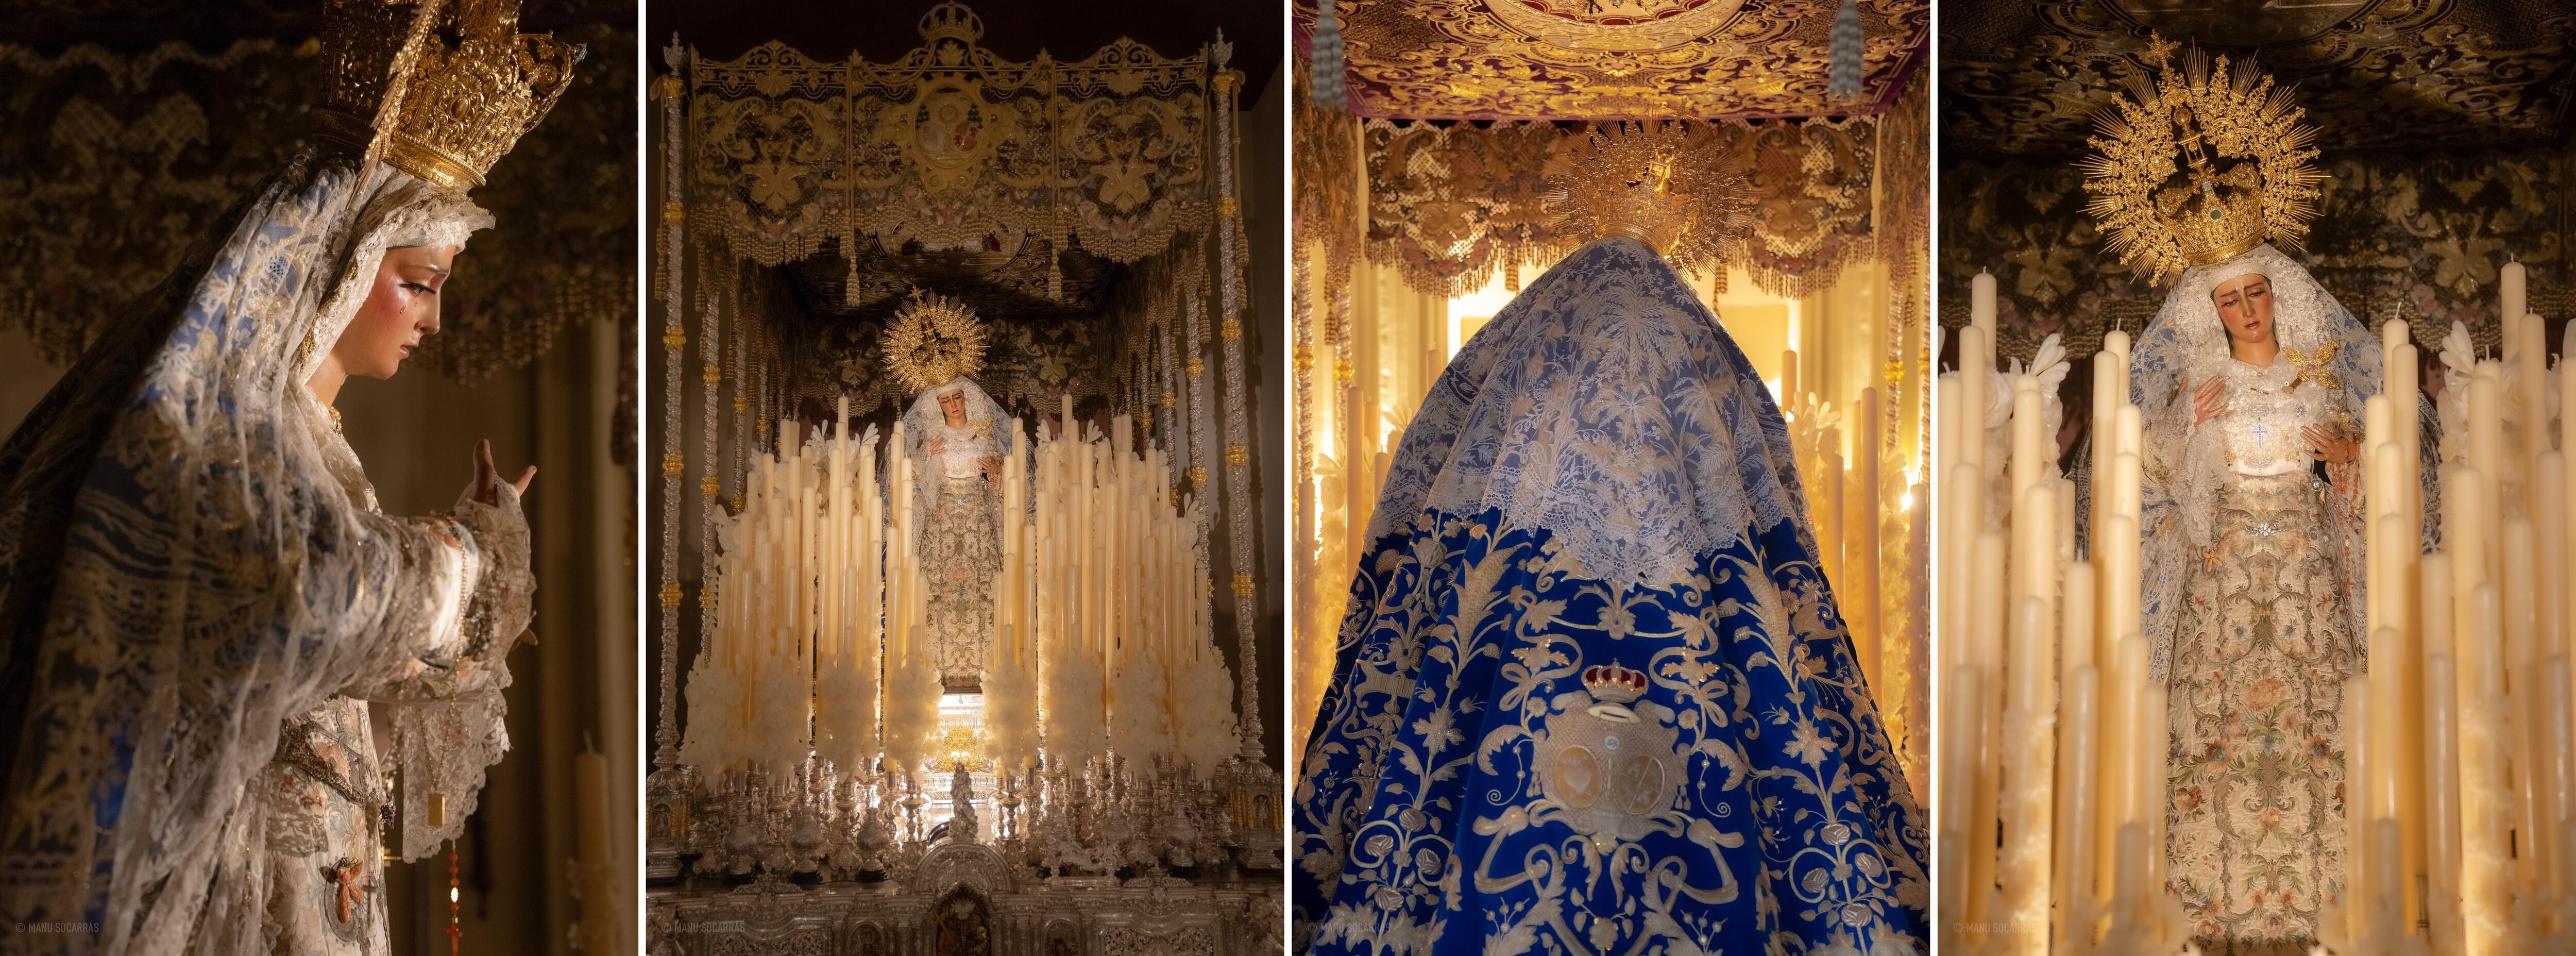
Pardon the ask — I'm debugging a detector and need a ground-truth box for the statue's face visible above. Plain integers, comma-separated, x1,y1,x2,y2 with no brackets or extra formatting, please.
2211,273,2275,347
938,388,966,426
334,245,457,379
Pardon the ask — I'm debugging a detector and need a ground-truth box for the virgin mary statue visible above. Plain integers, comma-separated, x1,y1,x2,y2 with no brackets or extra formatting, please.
2084,42,2422,954
905,375,1007,691
0,2,577,952
1292,122,1927,956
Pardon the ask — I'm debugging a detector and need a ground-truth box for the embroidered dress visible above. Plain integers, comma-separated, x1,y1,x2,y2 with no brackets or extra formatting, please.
2153,357,2358,956
1292,238,1927,956
903,378,1006,691
2125,244,2411,955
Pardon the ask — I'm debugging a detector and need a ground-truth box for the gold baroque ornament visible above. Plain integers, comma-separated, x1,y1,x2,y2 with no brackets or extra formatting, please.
2079,38,2320,282
315,0,584,189
685,2,1219,269
1296,0,1926,120
882,288,989,394
1545,120,1751,274
1357,117,1866,297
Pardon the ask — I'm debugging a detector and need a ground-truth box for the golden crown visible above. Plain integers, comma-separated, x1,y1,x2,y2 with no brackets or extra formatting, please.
1582,663,1649,706
2080,35,2319,282
316,0,585,190
918,2,985,47
883,289,989,395
1545,121,1749,266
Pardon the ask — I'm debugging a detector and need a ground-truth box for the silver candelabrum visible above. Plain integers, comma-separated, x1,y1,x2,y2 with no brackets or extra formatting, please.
648,750,1282,883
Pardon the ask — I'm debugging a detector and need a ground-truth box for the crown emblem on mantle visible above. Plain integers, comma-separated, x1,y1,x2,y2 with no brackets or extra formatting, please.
1582,662,1650,706
316,0,585,190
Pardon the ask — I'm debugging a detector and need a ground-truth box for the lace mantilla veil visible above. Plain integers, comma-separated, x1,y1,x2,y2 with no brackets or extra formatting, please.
2128,243,2392,682
899,376,1008,532
0,148,535,950
1294,237,1926,954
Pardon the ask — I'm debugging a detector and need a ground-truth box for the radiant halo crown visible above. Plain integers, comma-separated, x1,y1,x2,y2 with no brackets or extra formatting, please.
2079,32,2320,282
883,288,989,395
1544,120,1750,265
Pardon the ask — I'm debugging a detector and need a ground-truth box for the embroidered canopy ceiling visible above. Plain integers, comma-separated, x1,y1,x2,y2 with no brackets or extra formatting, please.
683,2,1223,274
1293,0,1929,121
1353,118,1878,298
1941,0,2576,156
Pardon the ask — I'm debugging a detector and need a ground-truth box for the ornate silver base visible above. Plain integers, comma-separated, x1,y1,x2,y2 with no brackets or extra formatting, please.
646,844,1284,956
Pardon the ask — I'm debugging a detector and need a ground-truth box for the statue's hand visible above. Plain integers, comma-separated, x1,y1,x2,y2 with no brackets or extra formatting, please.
2192,377,2228,427
980,457,1003,479
2303,425,2359,465
470,439,536,507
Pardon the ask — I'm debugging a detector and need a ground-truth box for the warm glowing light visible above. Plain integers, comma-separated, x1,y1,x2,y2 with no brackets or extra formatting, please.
1899,489,1914,511
449,887,460,903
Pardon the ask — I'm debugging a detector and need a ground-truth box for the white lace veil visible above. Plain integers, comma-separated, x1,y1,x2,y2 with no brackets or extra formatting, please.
2127,243,2382,681
900,377,1005,530
0,148,512,953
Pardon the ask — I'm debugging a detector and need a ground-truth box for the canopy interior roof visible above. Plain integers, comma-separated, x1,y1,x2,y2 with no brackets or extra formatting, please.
648,0,1279,103
667,0,1265,330
1940,0,2576,157
2,0,627,49
775,241,1122,326
1292,0,1927,121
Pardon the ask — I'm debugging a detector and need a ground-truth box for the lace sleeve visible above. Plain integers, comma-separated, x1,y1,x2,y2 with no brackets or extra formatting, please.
355,481,535,861
2321,456,2370,673
2139,377,2217,685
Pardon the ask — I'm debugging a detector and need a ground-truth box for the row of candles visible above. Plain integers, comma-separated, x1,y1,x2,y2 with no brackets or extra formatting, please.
1780,355,1890,694
680,395,1239,784
1937,271,2186,954
1779,348,1933,801
1938,265,2576,954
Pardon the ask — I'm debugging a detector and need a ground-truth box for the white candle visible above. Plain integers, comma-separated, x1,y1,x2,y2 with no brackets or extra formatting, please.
2347,674,2375,942
2507,518,2546,895
2541,453,2569,662
1855,385,1884,692
2054,664,2100,954
2424,549,2461,894
2141,680,2169,893
1965,530,2008,928
2501,259,2526,347
2470,368,2503,577
1782,349,1800,416
1972,269,1997,330
2461,582,2511,956
1961,325,1991,480
1939,663,1984,954
2002,593,2055,955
